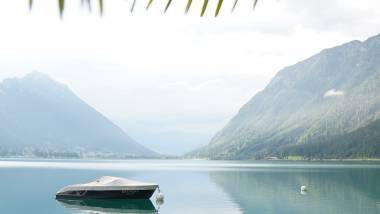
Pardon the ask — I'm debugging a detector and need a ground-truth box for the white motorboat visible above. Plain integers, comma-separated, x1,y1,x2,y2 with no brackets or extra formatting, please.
56,176,158,199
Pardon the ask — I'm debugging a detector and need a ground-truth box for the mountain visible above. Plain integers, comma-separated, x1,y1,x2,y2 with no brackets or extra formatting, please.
0,72,157,158
191,33,380,160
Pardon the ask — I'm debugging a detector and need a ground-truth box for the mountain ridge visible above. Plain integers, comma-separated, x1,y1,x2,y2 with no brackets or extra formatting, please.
0,72,157,158
191,33,380,160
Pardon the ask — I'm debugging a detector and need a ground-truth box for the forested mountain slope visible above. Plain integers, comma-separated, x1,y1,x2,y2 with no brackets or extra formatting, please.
191,33,380,159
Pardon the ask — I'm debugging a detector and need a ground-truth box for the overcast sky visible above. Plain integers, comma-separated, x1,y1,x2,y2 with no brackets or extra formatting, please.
1,0,380,154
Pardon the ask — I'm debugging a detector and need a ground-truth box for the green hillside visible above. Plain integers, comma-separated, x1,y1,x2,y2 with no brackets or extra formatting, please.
191,33,380,160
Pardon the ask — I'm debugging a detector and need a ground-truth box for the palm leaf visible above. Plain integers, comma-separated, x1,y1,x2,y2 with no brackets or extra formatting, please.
99,0,103,15
29,0,33,11
200,0,208,16
185,0,192,14
231,0,238,12
86,0,92,12
146,0,154,10
28,0,259,17
58,0,65,17
130,0,137,12
253,0,258,10
164,0,172,13
215,0,223,17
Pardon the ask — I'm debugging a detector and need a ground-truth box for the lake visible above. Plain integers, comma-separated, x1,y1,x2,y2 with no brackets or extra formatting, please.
0,159,379,214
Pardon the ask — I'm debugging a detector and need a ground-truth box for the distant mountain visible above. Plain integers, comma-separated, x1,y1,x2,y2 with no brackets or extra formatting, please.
0,72,157,158
191,33,380,160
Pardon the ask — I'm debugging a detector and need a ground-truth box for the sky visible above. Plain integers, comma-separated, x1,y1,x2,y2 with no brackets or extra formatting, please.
0,0,380,155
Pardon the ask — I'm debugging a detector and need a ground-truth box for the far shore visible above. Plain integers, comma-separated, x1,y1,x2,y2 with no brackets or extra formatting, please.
0,156,380,162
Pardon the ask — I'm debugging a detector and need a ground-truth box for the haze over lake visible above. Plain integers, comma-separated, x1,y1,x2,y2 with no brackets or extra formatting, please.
1,1,380,214
0,159,379,214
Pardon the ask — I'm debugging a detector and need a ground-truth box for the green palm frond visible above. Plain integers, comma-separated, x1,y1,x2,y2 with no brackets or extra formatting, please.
253,0,258,10
58,0,65,17
215,0,223,17
185,0,193,14
164,0,173,13
29,0,258,17
99,0,103,15
146,0,154,10
200,0,208,17
29,0,33,11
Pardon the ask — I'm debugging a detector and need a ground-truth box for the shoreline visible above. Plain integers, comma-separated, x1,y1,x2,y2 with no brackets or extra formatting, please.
1,156,380,162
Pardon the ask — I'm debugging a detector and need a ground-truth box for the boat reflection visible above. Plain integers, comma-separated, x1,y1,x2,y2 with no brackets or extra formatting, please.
56,198,158,214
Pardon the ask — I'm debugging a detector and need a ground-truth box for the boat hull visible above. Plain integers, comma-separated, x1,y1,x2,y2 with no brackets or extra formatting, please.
56,189,156,200
56,198,158,213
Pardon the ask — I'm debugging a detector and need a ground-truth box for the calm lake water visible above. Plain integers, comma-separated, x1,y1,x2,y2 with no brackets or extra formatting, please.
0,159,379,214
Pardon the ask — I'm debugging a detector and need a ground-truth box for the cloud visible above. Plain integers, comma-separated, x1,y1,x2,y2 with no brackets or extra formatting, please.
283,0,380,37
324,89,344,97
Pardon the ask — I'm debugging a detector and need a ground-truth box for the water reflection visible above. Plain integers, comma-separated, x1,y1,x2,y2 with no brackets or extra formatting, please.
1,160,380,214
57,199,158,214
209,168,380,214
